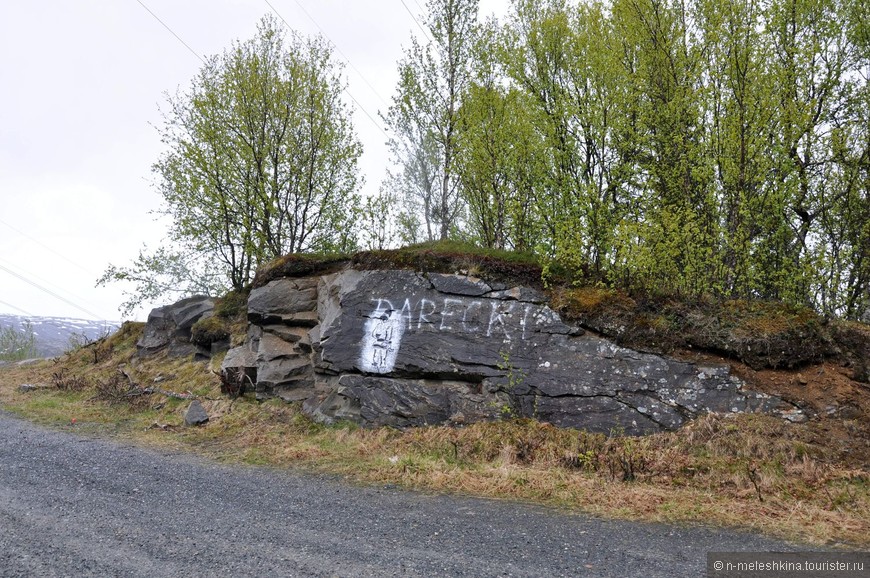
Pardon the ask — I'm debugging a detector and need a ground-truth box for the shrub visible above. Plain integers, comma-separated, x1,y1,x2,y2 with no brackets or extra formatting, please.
0,322,38,361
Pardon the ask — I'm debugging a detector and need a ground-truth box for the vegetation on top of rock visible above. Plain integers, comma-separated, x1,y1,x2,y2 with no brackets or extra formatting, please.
551,287,870,377
253,252,351,289
213,290,250,320
190,316,230,349
252,241,544,289
351,241,544,288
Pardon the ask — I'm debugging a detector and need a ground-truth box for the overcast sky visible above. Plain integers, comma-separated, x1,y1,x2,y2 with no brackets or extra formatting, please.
0,0,509,322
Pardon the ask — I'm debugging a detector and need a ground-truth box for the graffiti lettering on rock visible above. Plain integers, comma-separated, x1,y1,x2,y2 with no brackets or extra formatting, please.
359,296,536,373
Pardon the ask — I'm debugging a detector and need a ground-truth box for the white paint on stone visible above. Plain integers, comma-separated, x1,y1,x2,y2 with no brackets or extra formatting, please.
359,294,550,373
360,299,405,374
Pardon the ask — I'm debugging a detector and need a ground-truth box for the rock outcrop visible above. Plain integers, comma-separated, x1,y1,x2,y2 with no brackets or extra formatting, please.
137,296,217,359
213,268,794,435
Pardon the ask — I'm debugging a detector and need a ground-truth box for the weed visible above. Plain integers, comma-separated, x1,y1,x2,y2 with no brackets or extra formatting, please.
497,349,526,393
51,369,89,392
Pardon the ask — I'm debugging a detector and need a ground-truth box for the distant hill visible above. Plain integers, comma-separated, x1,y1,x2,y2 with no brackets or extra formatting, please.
0,314,119,358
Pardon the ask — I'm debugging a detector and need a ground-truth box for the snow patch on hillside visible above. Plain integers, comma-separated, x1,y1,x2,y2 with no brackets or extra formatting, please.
0,314,120,358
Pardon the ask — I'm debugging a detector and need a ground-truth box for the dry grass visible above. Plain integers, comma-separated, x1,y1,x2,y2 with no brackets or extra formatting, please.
1,323,868,549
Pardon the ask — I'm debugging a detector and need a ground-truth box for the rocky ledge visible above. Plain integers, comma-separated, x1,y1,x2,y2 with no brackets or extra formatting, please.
157,267,796,435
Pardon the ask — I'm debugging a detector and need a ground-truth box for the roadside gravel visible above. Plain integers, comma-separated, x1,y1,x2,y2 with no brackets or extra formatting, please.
0,411,803,577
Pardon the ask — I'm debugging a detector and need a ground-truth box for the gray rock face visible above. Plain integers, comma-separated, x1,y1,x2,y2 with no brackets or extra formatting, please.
310,375,510,428
235,269,793,434
137,296,215,358
242,278,321,401
248,278,319,326
220,346,257,397
136,269,795,433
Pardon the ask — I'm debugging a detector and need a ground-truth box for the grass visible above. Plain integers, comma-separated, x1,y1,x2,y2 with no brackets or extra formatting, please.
252,240,544,290
2,325,868,550
352,240,544,288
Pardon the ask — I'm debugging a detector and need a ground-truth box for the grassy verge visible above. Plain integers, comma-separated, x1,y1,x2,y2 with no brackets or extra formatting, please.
1,324,868,549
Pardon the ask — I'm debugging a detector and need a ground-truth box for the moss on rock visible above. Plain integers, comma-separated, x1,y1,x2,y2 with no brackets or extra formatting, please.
191,316,230,348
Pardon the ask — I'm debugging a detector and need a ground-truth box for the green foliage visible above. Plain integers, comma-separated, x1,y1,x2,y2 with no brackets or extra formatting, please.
100,15,362,314
383,0,480,242
497,349,526,392
102,0,867,320
456,19,544,251
434,0,868,318
98,246,225,317
214,290,248,320
0,321,38,361
357,187,401,251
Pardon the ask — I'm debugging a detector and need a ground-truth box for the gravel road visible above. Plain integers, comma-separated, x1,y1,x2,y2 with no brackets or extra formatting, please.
0,411,803,577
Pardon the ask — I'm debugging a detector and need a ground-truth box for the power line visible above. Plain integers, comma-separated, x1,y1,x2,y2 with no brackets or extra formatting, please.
344,85,391,139
268,0,392,110
263,0,390,139
399,0,434,43
0,257,104,317
0,299,33,317
0,218,96,277
0,264,103,320
134,0,205,64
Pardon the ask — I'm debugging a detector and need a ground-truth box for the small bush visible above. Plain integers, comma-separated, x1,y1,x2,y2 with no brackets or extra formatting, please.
94,373,132,401
0,322,38,361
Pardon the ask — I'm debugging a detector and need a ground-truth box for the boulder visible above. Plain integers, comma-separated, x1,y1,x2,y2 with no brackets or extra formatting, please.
248,278,318,325
184,400,209,426
18,383,50,393
137,307,174,355
172,297,215,330
235,268,797,434
137,296,215,358
254,332,315,401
